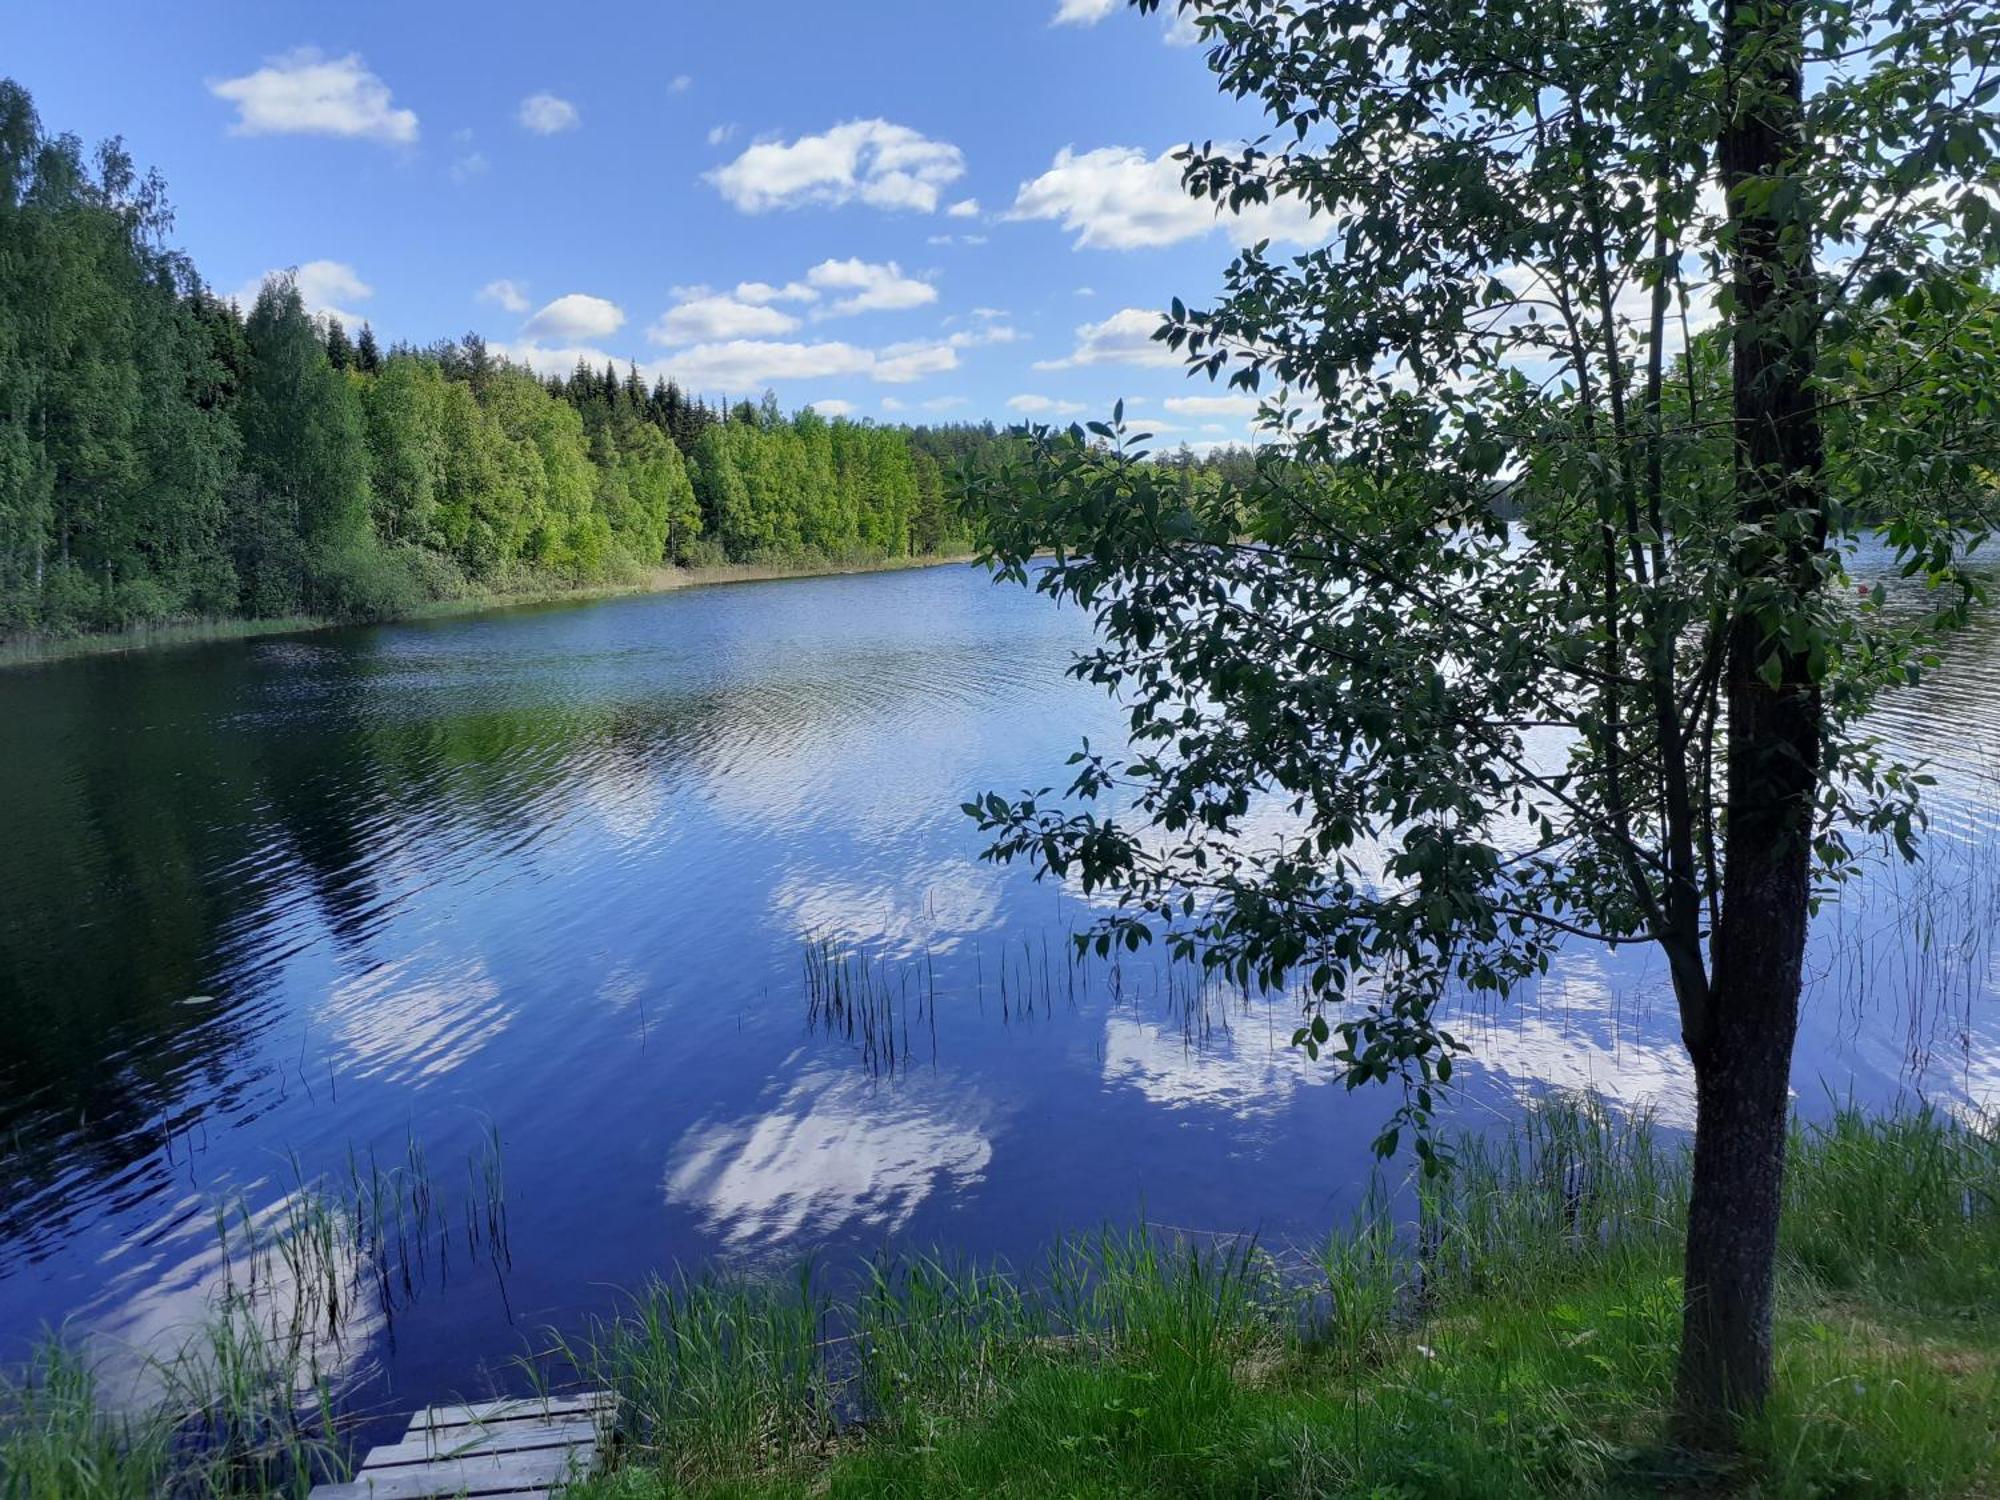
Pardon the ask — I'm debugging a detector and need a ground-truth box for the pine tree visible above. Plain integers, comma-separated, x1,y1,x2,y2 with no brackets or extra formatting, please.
322,317,353,371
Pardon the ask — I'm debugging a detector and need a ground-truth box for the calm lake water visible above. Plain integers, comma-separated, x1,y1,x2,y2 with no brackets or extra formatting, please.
1,557,1995,1408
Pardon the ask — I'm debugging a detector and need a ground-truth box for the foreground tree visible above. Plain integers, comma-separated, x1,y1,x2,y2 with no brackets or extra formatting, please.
967,0,1998,1445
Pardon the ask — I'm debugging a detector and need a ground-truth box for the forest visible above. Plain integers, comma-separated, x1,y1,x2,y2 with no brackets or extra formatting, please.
0,79,1243,643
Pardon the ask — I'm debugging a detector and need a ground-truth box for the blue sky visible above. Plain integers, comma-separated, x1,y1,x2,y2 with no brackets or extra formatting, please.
4,0,1324,444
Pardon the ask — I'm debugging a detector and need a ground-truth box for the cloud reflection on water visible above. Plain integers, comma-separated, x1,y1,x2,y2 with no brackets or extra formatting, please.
663,1063,995,1251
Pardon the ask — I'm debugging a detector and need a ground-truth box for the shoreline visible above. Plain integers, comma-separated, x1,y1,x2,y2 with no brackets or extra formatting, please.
4,1103,1993,1497
0,549,982,671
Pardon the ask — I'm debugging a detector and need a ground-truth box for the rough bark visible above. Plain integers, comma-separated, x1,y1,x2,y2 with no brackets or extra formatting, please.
1675,0,1825,1446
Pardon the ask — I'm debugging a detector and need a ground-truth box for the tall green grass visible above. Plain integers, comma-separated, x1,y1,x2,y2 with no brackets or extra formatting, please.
559,1099,1999,1500
0,1131,511,1499
8,1104,1994,1497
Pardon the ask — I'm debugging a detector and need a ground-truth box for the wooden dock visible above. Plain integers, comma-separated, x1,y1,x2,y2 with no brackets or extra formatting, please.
309,1389,615,1499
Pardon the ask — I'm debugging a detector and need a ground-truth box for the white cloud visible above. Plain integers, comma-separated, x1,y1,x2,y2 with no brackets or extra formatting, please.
1075,285,1097,296
522,293,626,342
1008,393,1088,416
707,123,737,147
708,119,966,214
947,197,981,218
656,264,936,346
1010,145,1325,251
880,396,907,412
651,288,805,344
1163,393,1262,418
650,335,961,390
518,92,580,135
210,49,417,144
731,280,818,305
1035,307,1178,370
232,260,373,328
479,278,530,314
810,398,856,417
1053,0,1121,23
450,150,488,182
495,296,1016,400
653,262,932,345
922,395,969,411
1053,0,1206,44
805,257,936,317
964,322,1022,345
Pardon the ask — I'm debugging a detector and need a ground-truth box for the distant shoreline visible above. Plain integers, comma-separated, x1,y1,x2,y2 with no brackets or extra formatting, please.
0,550,983,671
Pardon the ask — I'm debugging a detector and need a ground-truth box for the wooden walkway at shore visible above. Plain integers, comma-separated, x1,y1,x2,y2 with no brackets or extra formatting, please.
309,1389,615,1499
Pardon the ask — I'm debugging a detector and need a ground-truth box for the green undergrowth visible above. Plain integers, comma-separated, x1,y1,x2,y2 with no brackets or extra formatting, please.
4,1103,1994,1498
562,1102,1998,1500
0,548,975,670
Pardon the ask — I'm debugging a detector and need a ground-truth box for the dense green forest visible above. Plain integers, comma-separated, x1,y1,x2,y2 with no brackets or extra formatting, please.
2,80,1241,642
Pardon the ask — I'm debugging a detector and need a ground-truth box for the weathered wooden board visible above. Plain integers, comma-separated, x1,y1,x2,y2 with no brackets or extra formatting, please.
409,1391,615,1433
310,1443,586,1497
360,1419,600,1469
307,1388,612,1499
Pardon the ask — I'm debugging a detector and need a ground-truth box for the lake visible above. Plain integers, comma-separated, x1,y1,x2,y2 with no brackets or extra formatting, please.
1,556,1994,1408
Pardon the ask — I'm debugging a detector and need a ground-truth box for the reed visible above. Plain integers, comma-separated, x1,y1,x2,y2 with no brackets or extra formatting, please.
555,1100,1999,1499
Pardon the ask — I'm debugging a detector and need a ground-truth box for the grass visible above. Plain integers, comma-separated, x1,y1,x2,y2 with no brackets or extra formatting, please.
0,550,976,670
5,1103,1993,1498
0,614,330,669
553,1100,1998,1500
0,1131,512,1498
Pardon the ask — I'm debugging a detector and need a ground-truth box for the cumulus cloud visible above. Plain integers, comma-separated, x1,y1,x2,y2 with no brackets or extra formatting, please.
805,258,936,317
489,324,1000,397
809,398,856,417
1053,0,1121,23
946,197,981,219
231,260,374,328
479,278,531,313
650,286,809,344
670,74,693,93
518,92,580,134
1034,307,1178,370
1163,393,1262,418
651,261,934,345
708,119,966,214
522,293,626,343
658,336,960,389
1009,145,1325,251
1008,394,1089,416
707,123,738,147
209,49,417,144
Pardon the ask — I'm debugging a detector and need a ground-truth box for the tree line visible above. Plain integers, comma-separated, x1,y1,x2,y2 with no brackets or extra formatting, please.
1,79,1174,641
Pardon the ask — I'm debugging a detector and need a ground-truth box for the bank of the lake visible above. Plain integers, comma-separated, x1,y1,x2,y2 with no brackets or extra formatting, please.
0,549,979,670
4,1104,1995,1499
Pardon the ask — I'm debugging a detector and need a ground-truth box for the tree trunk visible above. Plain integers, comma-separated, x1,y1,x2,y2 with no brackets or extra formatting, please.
1676,0,1824,1447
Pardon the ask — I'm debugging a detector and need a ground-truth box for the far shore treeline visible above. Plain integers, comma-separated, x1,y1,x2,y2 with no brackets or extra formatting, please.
0,79,1248,644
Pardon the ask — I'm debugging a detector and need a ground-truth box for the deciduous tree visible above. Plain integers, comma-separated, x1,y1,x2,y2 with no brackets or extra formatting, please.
966,0,1999,1445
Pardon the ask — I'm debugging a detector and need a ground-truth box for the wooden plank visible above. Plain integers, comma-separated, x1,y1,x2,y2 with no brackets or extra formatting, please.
402,1411,592,1442
308,1443,590,1498
360,1420,599,1470
407,1390,614,1434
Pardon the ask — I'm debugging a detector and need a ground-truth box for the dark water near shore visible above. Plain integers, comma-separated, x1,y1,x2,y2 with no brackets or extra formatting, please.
1,556,1994,1408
